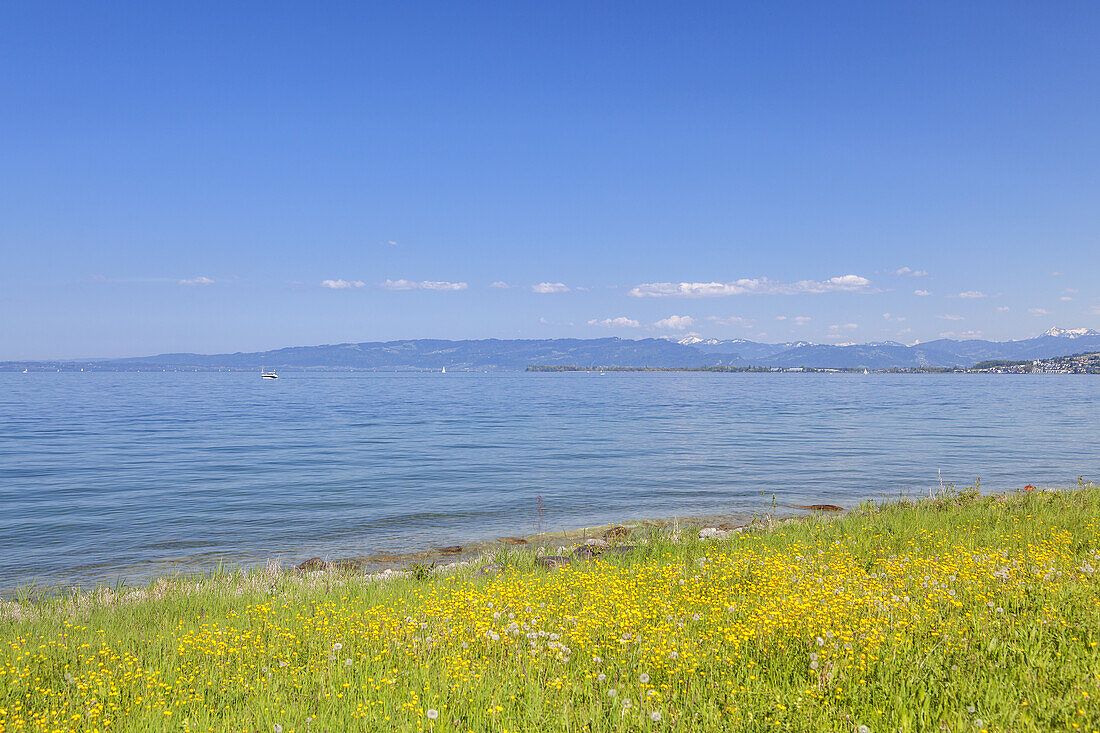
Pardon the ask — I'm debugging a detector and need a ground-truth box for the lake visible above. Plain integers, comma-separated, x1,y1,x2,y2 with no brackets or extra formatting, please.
2,371,1098,592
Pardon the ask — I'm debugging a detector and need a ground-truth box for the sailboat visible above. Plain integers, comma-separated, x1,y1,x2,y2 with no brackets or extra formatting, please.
441,366,446,374
22,368,28,373
261,366,278,379
863,369,870,375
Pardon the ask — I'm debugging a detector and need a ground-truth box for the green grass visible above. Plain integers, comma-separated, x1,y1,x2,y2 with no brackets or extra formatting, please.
2,483,1099,732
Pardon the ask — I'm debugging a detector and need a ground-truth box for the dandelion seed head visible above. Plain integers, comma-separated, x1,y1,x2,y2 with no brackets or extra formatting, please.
426,709,439,720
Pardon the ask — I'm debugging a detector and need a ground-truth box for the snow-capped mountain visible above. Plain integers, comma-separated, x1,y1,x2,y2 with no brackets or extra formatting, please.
1043,327,1100,339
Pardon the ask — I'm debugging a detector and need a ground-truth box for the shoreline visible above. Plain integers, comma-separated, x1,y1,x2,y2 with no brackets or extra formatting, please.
0,504,851,600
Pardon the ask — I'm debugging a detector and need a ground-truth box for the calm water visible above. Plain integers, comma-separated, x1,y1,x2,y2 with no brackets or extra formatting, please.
2,372,1098,591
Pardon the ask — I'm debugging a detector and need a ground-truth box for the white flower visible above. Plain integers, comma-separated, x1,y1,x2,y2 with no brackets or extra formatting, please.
857,726,870,733
622,699,632,709
815,637,825,647
974,720,983,729
597,673,607,682
273,726,283,733
651,711,662,721
593,655,602,664
344,658,352,667
333,642,343,651
427,709,439,720
608,688,618,698
278,660,288,668
640,673,650,683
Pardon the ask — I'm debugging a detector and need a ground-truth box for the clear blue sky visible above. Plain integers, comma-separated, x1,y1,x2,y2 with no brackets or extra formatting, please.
2,1,1098,359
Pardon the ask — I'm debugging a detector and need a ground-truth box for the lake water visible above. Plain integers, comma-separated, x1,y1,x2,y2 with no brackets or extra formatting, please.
2,371,1098,592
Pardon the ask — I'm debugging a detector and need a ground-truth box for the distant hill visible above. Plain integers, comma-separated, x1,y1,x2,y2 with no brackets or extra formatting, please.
5,328,1100,371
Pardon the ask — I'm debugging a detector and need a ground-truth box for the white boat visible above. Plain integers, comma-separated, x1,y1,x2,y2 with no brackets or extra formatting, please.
22,368,28,373
441,366,446,373
863,369,870,375
261,366,278,379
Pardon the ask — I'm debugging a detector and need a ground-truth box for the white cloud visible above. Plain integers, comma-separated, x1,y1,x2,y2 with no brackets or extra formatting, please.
894,267,928,277
653,315,695,330
1064,288,1079,294
792,315,812,325
1028,308,1051,315
532,282,570,294
706,315,752,326
179,276,214,286
995,306,1010,312
628,274,872,298
1060,296,1073,301
953,291,988,299
381,240,399,247
321,278,365,289
937,314,964,321
914,289,932,296
420,281,468,291
827,323,859,332
490,281,514,289
380,279,467,291
959,330,984,339
882,313,906,322
588,317,641,328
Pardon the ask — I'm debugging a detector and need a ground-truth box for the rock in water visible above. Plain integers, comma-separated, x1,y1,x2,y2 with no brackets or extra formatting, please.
437,546,462,555
297,557,326,571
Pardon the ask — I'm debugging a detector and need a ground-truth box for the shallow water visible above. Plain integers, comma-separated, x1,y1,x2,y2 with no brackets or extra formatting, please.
1,371,1098,591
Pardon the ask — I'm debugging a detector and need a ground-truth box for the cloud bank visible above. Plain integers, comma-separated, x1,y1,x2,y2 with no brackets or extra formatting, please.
381,279,468,291
532,282,570,294
588,317,641,328
628,275,871,298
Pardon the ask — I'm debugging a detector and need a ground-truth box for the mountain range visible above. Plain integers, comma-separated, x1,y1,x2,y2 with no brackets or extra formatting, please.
5,328,1100,372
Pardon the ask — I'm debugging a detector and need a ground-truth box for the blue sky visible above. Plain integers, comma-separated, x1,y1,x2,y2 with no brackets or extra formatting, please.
2,1,1099,359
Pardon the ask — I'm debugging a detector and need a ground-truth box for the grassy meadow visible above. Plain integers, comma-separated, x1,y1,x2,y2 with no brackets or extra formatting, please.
2,484,1099,732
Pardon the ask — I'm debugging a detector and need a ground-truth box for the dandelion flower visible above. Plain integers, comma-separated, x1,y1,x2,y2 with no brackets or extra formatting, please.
333,642,343,651
597,673,607,682
815,637,825,647
608,688,618,698
640,673,650,684
593,655,602,664
857,726,870,733
427,709,439,720
344,658,352,667
651,711,662,721
273,725,283,733
974,720,984,728
622,699,633,709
